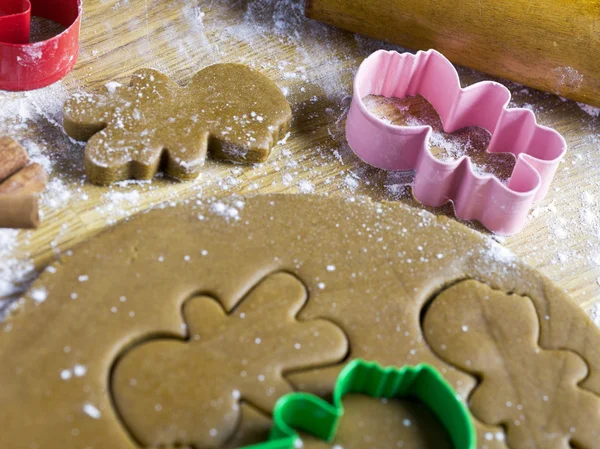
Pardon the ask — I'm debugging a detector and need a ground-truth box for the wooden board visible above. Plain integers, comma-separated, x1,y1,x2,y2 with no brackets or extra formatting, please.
1,0,599,322
307,0,600,107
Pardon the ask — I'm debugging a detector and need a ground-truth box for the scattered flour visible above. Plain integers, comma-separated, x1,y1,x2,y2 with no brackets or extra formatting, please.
73,364,87,377
298,180,315,193
105,81,122,94
0,230,35,300
23,141,53,173
344,174,359,191
0,81,69,128
590,303,600,328
0,81,77,307
577,102,600,118
208,197,245,221
96,190,142,224
41,179,73,210
551,66,584,92
0,0,599,325
30,288,48,303
83,403,102,419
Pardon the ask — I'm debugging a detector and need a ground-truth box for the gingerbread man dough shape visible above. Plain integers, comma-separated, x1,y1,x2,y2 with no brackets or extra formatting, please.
111,272,348,449
63,64,292,185
423,280,600,449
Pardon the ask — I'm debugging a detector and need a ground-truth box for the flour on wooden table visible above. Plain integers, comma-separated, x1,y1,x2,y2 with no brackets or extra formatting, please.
1,0,600,320
0,230,35,299
577,103,600,118
0,83,74,310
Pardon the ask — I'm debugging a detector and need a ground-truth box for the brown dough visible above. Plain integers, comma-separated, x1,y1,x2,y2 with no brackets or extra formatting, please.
222,404,272,449
63,65,292,185
112,272,348,448
423,280,600,449
300,394,452,449
1,195,599,449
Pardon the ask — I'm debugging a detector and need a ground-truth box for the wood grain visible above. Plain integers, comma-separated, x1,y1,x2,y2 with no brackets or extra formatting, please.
1,0,599,316
307,0,600,107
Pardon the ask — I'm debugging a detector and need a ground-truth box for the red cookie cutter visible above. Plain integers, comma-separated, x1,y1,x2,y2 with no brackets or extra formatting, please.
0,0,81,91
346,50,567,235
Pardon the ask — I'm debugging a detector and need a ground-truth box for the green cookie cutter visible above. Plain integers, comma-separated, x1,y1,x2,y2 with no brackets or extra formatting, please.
241,359,476,449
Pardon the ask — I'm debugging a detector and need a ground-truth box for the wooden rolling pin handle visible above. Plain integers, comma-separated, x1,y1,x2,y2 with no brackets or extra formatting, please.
306,0,600,106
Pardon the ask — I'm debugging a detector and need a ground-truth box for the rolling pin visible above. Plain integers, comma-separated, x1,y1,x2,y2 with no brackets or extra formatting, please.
306,0,600,107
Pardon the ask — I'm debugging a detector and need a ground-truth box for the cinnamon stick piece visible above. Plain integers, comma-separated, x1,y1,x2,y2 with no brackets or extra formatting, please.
0,195,40,229
0,163,48,195
0,137,30,182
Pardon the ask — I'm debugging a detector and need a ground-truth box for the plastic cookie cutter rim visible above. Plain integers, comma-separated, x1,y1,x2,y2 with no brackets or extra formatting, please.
345,49,567,236
0,0,31,44
0,0,82,91
241,359,476,449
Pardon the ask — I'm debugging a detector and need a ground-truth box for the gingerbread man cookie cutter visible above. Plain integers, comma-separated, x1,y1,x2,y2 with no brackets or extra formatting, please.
0,0,81,91
241,359,476,449
346,49,567,235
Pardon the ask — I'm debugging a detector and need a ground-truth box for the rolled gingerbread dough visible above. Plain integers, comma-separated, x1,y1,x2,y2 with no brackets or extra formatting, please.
1,195,599,449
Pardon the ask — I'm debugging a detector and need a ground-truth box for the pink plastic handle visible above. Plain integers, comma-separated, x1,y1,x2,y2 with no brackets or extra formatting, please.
346,50,567,235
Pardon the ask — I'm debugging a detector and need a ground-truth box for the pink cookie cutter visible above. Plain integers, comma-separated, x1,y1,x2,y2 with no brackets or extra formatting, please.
346,49,567,235
0,0,81,91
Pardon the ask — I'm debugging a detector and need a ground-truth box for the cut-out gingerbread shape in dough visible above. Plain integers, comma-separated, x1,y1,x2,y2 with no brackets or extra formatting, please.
111,272,348,449
423,280,600,449
3,195,600,449
63,64,292,185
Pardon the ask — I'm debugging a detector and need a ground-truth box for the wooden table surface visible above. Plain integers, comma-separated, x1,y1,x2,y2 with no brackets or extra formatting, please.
1,0,600,323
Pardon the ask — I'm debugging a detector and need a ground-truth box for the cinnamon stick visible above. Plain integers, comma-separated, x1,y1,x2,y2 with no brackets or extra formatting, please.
0,195,40,229
0,163,48,195
0,138,48,229
0,137,29,182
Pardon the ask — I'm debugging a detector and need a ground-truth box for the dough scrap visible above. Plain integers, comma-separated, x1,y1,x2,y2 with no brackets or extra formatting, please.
1,194,599,449
422,280,600,449
112,272,348,448
63,65,292,185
